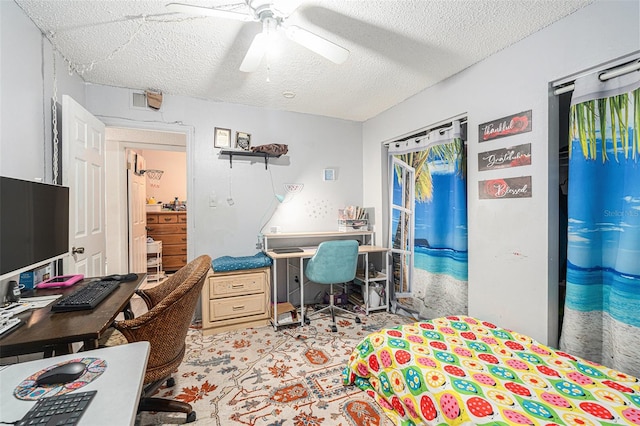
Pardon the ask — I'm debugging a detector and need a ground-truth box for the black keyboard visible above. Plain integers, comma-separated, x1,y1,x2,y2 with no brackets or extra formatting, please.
51,280,120,312
17,390,96,426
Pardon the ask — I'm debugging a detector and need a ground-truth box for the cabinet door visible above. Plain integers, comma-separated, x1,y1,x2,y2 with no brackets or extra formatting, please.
158,214,178,224
159,234,187,245
164,244,187,256
209,294,267,321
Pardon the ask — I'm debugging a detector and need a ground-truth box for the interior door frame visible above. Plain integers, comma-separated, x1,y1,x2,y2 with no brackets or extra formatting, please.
102,119,191,275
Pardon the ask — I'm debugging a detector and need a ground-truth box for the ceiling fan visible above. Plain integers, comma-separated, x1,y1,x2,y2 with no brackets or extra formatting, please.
166,1,350,72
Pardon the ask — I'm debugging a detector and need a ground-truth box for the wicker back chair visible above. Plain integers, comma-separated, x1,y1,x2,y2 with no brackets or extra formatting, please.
113,254,211,423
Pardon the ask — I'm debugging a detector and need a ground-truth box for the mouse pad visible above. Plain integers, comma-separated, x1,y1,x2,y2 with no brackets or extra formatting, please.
13,357,107,400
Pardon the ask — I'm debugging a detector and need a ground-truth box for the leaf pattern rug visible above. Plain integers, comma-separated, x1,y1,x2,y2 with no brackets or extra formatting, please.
136,311,411,425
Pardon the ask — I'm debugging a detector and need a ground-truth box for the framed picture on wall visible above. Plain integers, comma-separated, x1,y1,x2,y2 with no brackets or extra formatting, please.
214,127,231,148
236,132,251,151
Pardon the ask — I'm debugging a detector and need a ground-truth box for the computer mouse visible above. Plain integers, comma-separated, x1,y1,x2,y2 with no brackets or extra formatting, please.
36,361,86,386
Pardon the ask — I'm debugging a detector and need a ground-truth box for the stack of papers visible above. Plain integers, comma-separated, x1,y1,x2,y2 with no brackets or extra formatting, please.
18,295,62,309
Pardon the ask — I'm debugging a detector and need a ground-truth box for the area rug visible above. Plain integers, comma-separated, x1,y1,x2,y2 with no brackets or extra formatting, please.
135,311,410,425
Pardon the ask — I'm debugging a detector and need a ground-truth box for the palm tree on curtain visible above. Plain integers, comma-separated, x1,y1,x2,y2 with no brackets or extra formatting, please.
562,87,640,374
570,88,640,160
392,138,465,293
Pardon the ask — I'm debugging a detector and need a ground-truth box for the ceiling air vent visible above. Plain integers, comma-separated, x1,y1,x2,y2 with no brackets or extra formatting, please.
131,90,163,110
131,91,147,109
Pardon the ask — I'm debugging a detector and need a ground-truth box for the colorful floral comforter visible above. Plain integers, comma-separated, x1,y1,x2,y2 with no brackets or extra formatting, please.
343,316,640,425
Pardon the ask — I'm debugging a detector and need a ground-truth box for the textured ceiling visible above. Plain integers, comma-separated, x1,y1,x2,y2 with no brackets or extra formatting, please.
15,0,594,122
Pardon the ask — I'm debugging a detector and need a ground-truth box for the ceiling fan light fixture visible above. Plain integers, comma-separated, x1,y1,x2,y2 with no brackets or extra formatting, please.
240,14,281,72
166,2,350,72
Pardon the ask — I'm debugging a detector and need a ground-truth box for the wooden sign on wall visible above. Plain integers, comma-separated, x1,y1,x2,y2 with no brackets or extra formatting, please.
479,176,532,199
478,143,531,171
479,110,532,142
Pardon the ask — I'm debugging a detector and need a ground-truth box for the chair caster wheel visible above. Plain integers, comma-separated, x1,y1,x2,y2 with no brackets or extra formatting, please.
304,318,311,325
166,377,175,387
331,325,338,332
186,411,197,423
355,317,361,323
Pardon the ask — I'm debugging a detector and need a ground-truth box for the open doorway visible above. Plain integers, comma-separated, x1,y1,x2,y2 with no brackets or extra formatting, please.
557,91,571,336
140,148,187,281
104,127,188,277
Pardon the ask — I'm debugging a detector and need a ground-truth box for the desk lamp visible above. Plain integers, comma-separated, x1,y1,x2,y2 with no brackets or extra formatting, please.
275,183,304,203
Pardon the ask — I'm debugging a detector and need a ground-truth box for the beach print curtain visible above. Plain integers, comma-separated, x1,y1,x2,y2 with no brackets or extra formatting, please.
559,70,640,377
388,120,468,318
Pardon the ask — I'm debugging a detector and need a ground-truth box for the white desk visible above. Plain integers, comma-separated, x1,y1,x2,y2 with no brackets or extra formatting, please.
0,342,150,426
266,243,390,329
262,230,375,251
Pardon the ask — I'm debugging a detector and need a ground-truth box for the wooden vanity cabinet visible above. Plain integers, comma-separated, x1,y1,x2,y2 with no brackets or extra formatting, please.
146,211,187,272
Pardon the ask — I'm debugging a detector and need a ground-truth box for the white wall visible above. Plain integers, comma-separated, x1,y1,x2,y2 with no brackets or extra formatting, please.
141,150,187,204
363,0,640,345
0,1,85,181
0,1,86,291
86,85,363,260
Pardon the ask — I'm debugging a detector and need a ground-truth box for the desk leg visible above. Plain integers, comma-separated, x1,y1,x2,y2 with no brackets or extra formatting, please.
365,252,369,316
82,339,99,351
46,343,73,357
272,258,278,330
299,257,305,327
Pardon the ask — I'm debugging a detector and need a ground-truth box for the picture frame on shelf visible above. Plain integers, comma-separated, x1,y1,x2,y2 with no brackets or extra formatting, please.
214,127,231,148
236,131,251,151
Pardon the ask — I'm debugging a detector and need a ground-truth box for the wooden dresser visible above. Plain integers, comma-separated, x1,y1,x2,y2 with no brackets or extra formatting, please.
146,211,187,272
201,267,271,335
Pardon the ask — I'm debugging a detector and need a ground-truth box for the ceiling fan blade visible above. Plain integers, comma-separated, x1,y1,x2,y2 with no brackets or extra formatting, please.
166,2,255,22
284,25,349,64
240,33,267,72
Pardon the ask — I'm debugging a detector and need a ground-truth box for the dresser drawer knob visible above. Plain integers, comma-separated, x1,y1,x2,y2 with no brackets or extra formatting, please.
232,305,245,311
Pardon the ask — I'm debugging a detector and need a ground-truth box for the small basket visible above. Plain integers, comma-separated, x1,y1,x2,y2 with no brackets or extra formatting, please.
147,241,162,254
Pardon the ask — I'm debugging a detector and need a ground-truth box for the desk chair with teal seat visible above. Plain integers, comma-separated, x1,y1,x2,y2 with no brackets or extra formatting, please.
305,240,361,332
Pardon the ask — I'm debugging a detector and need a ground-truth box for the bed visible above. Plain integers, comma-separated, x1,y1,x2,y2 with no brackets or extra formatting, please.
343,316,640,425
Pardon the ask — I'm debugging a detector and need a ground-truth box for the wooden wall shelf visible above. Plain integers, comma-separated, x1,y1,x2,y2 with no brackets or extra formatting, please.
220,150,281,169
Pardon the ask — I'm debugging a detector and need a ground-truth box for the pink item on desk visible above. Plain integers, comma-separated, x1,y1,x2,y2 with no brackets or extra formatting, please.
35,274,84,289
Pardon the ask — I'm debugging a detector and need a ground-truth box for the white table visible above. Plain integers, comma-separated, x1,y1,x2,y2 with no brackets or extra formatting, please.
0,341,149,426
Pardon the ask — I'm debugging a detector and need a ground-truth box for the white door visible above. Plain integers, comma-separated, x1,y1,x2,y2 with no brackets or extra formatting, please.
62,95,106,277
127,150,147,273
